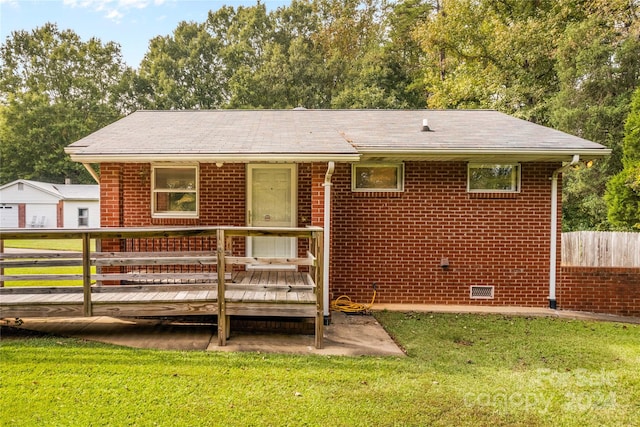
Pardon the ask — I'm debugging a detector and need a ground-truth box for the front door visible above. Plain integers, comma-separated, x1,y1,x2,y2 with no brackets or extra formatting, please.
247,164,297,266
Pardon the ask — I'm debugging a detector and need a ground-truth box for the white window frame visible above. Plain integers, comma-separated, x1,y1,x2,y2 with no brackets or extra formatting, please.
467,163,521,193
151,164,199,218
351,163,404,192
77,208,89,227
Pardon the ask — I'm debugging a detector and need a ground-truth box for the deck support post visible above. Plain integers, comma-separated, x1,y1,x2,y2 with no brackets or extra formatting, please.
82,232,92,316
217,228,227,345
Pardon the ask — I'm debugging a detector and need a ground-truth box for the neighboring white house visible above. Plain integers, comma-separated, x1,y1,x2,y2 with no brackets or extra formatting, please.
0,179,100,228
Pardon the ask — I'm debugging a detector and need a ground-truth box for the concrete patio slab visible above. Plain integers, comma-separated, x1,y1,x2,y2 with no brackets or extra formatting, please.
207,312,405,356
3,312,406,356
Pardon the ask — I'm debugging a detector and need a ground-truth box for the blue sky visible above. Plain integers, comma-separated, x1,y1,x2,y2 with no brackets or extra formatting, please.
1,0,288,68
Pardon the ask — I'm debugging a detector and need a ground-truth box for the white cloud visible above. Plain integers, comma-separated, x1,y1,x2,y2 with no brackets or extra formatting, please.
105,8,124,20
63,0,163,22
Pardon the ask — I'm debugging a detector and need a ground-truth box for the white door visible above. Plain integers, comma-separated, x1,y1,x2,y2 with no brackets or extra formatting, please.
0,204,19,228
247,165,297,266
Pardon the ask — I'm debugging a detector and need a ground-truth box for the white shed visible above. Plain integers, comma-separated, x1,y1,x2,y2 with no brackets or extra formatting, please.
0,180,100,228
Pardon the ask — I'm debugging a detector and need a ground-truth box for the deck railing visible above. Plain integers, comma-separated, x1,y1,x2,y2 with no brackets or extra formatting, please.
0,226,324,348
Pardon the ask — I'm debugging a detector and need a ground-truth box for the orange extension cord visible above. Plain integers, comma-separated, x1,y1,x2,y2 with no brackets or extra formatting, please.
330,284,377,313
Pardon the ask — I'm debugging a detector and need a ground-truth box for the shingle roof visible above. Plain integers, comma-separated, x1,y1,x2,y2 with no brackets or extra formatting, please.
54,184,100,200
0,180,99,200
66,109,609,163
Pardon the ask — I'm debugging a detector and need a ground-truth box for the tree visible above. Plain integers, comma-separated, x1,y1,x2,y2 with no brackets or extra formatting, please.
606,86,640,230
551,0,640,230
331,0,431,108
224,1,329,108
135,21,226,109
414,0,569,121
0,24,128,184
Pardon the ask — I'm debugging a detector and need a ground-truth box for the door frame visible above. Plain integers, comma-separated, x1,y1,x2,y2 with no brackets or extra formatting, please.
246,164,298,268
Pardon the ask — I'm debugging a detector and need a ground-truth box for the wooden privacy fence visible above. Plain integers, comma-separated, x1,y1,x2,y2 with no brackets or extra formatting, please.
0,226,324,348
562,231,640,267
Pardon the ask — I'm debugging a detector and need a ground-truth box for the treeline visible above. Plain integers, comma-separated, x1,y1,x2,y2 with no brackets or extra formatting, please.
1,0,639,230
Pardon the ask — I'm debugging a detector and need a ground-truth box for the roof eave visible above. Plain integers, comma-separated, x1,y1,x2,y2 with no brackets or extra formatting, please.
67,153,362,164
358,148,611,162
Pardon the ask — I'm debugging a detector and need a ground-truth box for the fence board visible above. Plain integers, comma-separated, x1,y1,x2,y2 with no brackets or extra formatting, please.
562,231,640,267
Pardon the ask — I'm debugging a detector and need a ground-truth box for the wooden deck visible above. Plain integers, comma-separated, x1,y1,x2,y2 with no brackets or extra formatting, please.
0,271,315,318
0,227,324,348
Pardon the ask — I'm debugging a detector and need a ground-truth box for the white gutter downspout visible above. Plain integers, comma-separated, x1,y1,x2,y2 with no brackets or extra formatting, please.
549,154,580,309
323,162,335,320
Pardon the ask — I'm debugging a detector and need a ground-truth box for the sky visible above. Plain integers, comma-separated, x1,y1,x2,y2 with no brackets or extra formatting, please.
0,0,288,68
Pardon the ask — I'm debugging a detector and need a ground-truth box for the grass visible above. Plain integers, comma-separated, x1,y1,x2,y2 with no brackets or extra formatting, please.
1,312,638,426
1,266,93,287
2,239,97,287
2,239,96,251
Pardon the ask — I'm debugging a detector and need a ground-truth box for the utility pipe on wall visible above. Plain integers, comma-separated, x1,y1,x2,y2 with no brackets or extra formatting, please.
323,162,335,319
549,154,580,309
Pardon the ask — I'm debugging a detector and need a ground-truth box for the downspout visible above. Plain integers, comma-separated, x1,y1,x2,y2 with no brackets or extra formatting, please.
83,163,100,184
323,162,335,321
549,154,580,309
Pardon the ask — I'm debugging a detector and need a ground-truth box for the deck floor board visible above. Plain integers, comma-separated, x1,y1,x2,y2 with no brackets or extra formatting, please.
1,271,317,317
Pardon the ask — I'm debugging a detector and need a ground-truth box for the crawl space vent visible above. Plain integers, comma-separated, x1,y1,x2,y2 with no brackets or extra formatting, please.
470,286,494,299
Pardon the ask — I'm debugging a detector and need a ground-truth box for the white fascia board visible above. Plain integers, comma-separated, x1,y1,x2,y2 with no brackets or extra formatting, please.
358,148,611,162
67,153,361,163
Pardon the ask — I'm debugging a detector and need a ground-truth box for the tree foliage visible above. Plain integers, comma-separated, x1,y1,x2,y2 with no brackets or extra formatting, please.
551,0,640,230
606,86,640,229
0,23,129,184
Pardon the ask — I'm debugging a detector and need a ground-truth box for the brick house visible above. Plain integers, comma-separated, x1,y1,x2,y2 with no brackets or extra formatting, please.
65,109,611,314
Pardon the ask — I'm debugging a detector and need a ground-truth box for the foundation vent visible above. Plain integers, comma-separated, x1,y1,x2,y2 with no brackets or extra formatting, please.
470,285,494,299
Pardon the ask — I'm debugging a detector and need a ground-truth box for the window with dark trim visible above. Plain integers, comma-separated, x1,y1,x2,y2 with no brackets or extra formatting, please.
352,163,404,192
467,163,521,193
78,208,89,227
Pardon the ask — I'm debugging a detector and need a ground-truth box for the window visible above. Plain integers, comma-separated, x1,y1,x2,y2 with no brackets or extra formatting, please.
467,163,520,193
352,163,404,192
152,165,198,217
78,208,89,227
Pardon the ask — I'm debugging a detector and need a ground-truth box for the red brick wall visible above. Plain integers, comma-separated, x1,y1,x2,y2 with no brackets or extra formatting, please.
57,200,64,228
330,161,560,306
559,267,640,317
100,164,123,231
311,163,327,227
18,204,25,228
100,163,247,228
99,162,313,255
98,161,564,307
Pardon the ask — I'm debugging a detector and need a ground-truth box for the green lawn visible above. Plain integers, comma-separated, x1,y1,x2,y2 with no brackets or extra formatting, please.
2,239,96,251
1,265,92,287
1,313,638,426
2,239,96,286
